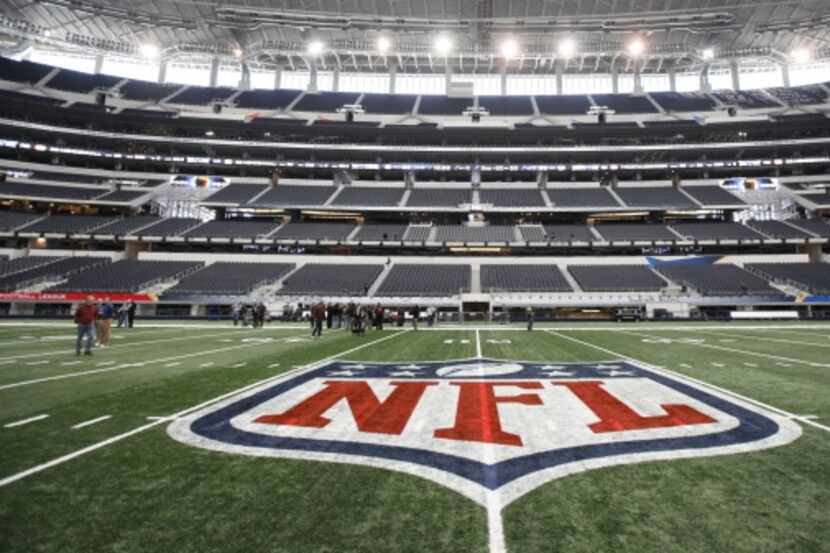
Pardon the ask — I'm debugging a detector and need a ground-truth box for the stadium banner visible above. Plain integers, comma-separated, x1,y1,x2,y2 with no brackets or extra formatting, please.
0,291,157,303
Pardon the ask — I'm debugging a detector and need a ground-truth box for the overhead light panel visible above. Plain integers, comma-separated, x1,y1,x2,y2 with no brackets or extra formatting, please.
791,48,812,64
500,38,519,59
558,38,577,58
139,43,160,59
627,38,646,57
307,40,325,56
434,35,453,55
377,36,391,53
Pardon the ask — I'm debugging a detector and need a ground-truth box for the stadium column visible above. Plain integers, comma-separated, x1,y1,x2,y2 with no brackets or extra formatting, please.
445,62,453,95
500,59,507,95
157,60,168,84
273,64,283,89
309,60,318,93
611,65,619,94
209,56,220,88
668,67,677,92
555,60,564,95
780,63,791,88
729,59,740,91
699,64,712,93
94,54,104,75
389,64,397,94
332,67,340,92
633,61,643,94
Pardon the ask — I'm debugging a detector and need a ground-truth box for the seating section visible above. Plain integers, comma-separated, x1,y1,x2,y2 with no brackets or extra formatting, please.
433,225,515,243
0,256,65,277
767,85,828,106
481,265,572,292
682,186,745,206
0,182,107,201
535,95,591,115
352,224,408,241
568,265,666,291
477,96,534,116
272,222,356,241
747,220,813,240
165,262,295,296
46,70,121,94
203,184,268,205
546,188,620,208
406,189,470,207
711,90,780,109
650,92,716,112
591,94,658,114
376,264,470,296
21,215,118,234
748,263,830,294
594,224,678,242
95,190,148,203
543,225,595,242
418,96,473,116
0,211,43,232
50,260,203,292
615,187,696,209
404,226,431,241
656,264,780,296
518,225,546,241
119,80,182,102
479,189,546,207
671,222,765,241
0,256,109,292
797,193,830,207
234,89,302,110
92,216,161,236
249,186,336,207
170,86,235,106
360,93,418,115
0,57,53,85
788,219,830,237
329,187,404,207
279,264,382,295
137,218,202,237
184,220,281,239
293,92,360,112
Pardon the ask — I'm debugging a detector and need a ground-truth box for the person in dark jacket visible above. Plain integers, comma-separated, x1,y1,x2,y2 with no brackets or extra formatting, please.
311,301,325,337
74,296,98,356
127,301,137,328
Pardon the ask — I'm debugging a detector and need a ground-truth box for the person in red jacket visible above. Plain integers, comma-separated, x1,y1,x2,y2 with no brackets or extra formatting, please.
74,296,98,356
311,301,325,338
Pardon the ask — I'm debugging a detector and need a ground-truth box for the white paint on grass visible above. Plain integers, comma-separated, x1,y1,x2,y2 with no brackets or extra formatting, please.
71,415,111,430
4,414,49,428
268,363,280,368
25,360,49,366
199,362,215,368
231,362,247,368
0,330,409,489
475,329,482,359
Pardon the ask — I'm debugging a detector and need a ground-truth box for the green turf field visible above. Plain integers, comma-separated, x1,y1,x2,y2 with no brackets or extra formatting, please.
1,321,829,553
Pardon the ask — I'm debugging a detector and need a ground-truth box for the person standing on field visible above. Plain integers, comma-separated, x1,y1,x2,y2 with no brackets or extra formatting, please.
311,301,325,337
74,296,98,356
97,297,115,348
127,301,137,328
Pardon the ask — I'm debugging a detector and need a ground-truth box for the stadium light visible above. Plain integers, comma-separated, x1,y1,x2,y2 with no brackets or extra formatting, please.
434,35,453,55
139,43,160,59
701,48,715,61
307,40,325,57
791,48,812,64
377,36,392,53
627,38,646,57
500,38,519,59
233,47,243,59
558,38,577,58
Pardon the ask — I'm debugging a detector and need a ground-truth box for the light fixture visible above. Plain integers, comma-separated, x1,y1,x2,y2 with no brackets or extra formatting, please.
627,38,646,57
377,36,391,53
558,38,577,58
500,38,519,59
701,48,715,61
233,47,243,58
139,43,160,59
307,40,325,56
434,35,453,55
791,48,812,64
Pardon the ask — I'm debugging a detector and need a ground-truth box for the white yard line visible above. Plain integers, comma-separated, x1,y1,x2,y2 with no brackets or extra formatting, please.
25,360,49,366
71,415,111,430
0,331,311,391
694,328,830,349
0,329,409,488
4,414,49,428
0,322,313,329
547,330,830,435
475,329,482,359
623,329,830,368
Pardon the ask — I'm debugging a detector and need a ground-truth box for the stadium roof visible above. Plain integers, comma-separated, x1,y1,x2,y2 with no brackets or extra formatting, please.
1,0,829,74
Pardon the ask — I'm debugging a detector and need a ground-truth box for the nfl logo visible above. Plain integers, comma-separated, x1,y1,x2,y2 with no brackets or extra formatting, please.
169,358,800,506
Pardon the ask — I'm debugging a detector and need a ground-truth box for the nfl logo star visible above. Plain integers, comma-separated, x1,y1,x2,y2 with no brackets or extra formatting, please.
169,358,801,506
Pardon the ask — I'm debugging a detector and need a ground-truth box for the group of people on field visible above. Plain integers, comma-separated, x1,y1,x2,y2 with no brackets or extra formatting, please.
305,302,439,338
73,296,137,356
232,303,268,328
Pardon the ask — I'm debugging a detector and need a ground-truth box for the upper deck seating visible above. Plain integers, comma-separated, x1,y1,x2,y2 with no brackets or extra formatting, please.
569,265,666,291
481,265,572,292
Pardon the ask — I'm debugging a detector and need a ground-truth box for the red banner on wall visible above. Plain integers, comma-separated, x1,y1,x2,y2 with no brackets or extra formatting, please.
0,292,158,303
